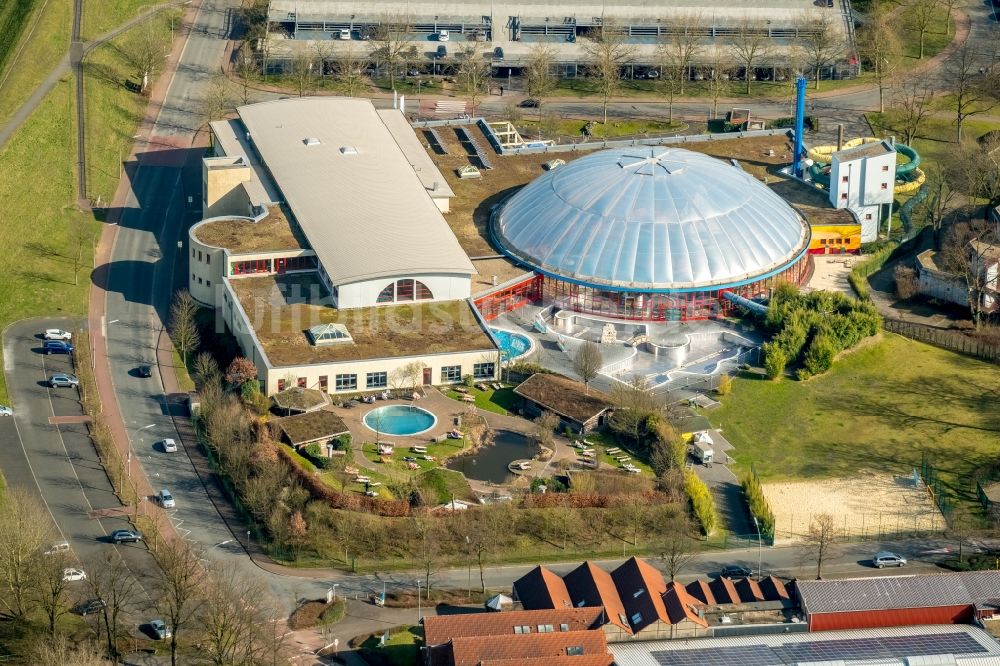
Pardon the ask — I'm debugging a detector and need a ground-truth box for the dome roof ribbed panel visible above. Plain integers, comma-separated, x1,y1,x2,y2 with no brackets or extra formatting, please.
493,148,810,290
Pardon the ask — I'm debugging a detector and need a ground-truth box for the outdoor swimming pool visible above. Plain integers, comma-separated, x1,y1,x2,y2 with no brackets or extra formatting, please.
363,405,437,436
490,328,533,361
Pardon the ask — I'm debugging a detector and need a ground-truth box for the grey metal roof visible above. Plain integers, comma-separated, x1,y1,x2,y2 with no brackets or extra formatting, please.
236,98,474,286
797,573,989,614
492,148,809,291
375,110,455,200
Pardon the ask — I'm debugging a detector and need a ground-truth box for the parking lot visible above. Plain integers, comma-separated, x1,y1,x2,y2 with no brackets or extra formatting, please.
0,318,159,603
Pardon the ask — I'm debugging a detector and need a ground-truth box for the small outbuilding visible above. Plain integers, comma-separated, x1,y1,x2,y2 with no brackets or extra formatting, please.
271,386,329,414
513,373,612,434
277,409,350,454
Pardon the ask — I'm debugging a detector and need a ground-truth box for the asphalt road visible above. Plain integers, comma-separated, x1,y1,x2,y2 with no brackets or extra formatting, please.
0,318,158,607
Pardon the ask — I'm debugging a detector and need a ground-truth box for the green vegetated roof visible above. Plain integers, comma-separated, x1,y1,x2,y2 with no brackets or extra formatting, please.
272,386,329,412
513,373,612,424
278,409,349,446
194,204,307,253
231,274,495,365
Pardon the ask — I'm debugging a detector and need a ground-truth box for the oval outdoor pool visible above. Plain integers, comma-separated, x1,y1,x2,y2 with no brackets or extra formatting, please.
363,405,437,436
490,328,533,361
446,430,539,484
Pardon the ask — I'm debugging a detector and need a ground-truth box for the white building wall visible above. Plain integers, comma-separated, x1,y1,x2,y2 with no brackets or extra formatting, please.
336,273,472,309
189,232,226,306
830,149,896,243
855,205,881,243
860,152,895,207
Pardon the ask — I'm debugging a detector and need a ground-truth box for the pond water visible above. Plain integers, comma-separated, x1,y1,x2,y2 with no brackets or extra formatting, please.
446,430,538,484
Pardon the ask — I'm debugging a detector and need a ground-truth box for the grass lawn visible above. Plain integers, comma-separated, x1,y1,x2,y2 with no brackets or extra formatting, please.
580,430,655,477
82,0,165,40
358,625,421,666
0,0,71,127
445,385,518,415
517,117,685,140
707,334,1000,502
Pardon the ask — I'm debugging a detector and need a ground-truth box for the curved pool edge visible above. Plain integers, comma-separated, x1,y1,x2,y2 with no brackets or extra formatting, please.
489,326,536,362
362,404,439,437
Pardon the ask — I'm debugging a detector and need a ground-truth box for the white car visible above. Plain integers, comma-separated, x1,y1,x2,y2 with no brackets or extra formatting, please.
0,405,11,417
437,29,449,41
161,438,178,453
150,619,172,640
44,541,71,556
44,329,72,341
158,489,175,508
63,567,87,582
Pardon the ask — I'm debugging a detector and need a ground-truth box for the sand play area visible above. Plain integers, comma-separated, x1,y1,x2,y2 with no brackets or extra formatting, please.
762,474,946,543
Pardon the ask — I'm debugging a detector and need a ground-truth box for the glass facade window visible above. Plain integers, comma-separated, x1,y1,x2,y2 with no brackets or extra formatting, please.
374,279,434,304
319,375,328,391
366,371,387,388
396,279,415,301
440,365,462,382
473,362,495,379
376,284,395,303
297,377,307,388
335,374,357,391
231,259,272,276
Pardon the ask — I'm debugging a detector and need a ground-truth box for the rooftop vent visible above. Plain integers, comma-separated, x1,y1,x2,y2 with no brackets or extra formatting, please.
304,137,321,146
340,146,358,155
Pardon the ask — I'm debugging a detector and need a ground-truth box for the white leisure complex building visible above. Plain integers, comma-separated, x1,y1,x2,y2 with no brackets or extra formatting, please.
190,97,815,396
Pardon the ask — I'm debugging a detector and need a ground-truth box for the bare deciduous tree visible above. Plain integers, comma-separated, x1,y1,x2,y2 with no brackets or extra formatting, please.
86,552,142,660
658,518,699,581
941,216,997,328
123,21,168,93
798,12,845,90
573,340,603,391
233,43,258,105
155,540,205,666
893,80,934,144
34,550,72,636
456,45,492,116
169,289,200,367
201,565,287,666
802,513,838,579
730,19,773,95
856,4,901,113
29,636,109,666
290,48,316,97
371,14,412,89
906,0,940,59
71,216,93,286
409,517,442,598
704,53,732,119
524,43,558,122
334,45,369,97
0,488,52,619
533,410,561,450
943,43,998,143
202,74,235,125
658,13,702,101
582,21,635,125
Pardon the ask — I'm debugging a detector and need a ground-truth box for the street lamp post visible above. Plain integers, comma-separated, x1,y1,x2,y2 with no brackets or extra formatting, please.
752,516,763,580
127,423,155,482
416,580,422,623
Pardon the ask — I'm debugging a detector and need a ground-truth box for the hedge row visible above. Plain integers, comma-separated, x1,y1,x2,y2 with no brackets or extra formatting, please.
848,242,899,300
683,470,718,536
521,490,673,509
276,446,411,517
741,472,775,541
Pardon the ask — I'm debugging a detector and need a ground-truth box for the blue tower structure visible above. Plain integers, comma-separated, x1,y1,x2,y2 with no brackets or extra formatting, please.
791,76,808,178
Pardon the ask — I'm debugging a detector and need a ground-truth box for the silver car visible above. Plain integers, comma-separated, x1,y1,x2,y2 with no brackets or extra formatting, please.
873,551,907,568
0,405,11,416
49,373,80,388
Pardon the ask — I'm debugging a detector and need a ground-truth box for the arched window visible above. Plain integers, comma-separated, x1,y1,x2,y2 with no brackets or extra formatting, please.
374,279,434,304
376,283,395,303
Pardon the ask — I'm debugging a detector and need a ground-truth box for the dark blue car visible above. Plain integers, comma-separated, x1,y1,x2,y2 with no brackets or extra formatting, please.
43,340,73,355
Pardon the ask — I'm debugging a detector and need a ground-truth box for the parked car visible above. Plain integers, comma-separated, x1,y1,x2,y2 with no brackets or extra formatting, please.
44,329,72,340
44,541,71,556
150,619,172,640
873,551,907,568
337,28,350,39
158,489,175,508
43,340,74,355
0,405,11,417
161,438,178,453
137,365,152,378
720,564,753,579
437,29,449,41
49,373,80,388
63,568,87,582
436,44,447,58
111,529,143,544
76,599,106,616
518,98,540,108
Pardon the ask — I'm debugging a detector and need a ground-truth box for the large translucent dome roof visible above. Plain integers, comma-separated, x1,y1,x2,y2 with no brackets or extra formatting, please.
492,148,810,291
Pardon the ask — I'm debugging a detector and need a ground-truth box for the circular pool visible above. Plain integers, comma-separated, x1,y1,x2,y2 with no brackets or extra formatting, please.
490,327,534,361
363,405,437,436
